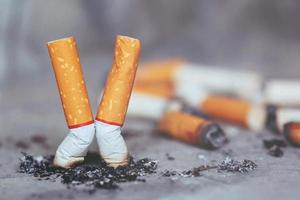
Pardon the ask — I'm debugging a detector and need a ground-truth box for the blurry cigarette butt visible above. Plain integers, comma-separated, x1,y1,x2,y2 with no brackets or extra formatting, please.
200,96,265,131
96,35,141,126
284,122,300,147
136,58,184,84
127,84,172,120
159,111,227,149
47,36,94,168
48,36,93,128
96,35,141,167
264,80,300,106
137,58,261,101
133,82,174,99
266,107,300,134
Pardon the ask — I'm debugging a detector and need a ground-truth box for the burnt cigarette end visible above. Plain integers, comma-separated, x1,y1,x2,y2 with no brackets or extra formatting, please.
199,123,228,149
265,104,280,134
284,122,300,147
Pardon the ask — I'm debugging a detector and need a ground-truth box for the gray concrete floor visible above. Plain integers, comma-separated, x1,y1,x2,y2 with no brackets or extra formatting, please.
1,53,300,200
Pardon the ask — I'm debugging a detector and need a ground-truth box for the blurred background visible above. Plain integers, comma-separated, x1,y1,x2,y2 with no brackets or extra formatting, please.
1,0,300,137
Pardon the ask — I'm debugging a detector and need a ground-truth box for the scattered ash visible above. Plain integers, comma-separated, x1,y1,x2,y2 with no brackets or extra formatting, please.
263,139,287,157
165,153,175,161
218,157,257,173
161,157,256,177
19,152,158,191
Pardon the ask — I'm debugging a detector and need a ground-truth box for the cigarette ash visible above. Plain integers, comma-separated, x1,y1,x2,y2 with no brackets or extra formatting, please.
161,157,257,177
218,157,257,173
263,139,287,157
18,152,158,191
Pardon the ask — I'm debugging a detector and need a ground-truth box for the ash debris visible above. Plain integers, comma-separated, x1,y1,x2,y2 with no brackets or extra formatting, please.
19,152,158,191
218,157,257,173
263,139,287,157
161,157,257,177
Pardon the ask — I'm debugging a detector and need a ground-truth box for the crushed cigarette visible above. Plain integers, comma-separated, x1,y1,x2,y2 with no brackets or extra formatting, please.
95,35,141,167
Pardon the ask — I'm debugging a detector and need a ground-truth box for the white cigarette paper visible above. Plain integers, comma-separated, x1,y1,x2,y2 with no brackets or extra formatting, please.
264,79,300,106
127,92,169,120
176,63,262,102
54,123,95,167
95,121,128,167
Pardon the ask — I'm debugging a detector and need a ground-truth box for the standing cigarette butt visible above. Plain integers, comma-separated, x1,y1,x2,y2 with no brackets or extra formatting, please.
127,84,172,120
284,122,300,147
96,35,141,126
48,37,93,128
96,35,141,167
264,79,300,106
159,111,227,149
47,36,94,168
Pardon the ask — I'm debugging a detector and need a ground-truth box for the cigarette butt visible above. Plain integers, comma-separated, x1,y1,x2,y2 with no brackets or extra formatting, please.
96,35,141,167
284,122,300,147
159,111,227,149
266,107,300,133
133,83,174,99
96,35,141,126
200,95,266,131
137,58,262,101
127,85,171,120
136,58,184,84
47,36,93,128
264,79,300,106
47,36,94,168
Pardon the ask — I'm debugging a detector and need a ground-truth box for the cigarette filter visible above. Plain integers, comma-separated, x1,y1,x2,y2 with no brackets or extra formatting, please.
47,36,94,168
284,122,300,147
127,83,173,120
96,35,141,167
137,59,262,101
264,79,300,106
159,111,227,149
177,84,266,131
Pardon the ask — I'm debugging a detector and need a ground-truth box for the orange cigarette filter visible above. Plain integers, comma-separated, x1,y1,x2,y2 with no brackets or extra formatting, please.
136,58,184,84
96,35,141,126
47,37,93,129
133,82,174,99
201,95,251,127
284,122,300,147
159,111,227,149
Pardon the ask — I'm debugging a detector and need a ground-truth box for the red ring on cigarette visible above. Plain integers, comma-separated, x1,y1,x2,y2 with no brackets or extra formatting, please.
95,118,123,127
68,120,94,129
